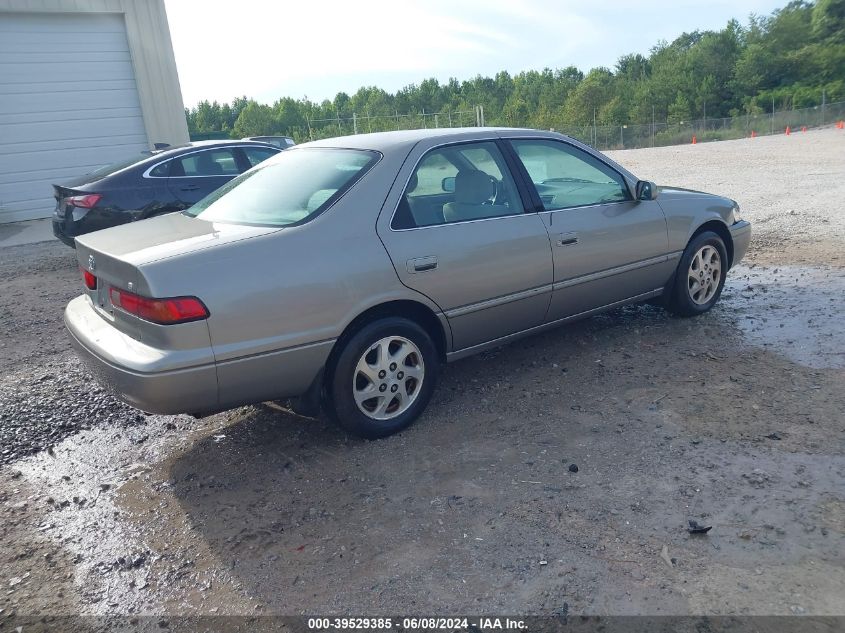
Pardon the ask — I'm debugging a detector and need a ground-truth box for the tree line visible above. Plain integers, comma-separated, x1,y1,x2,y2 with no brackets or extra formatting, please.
185,0,845,142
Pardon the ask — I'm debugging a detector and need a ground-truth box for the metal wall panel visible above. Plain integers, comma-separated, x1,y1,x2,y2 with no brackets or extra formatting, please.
0,12,148,221
0,0,189,223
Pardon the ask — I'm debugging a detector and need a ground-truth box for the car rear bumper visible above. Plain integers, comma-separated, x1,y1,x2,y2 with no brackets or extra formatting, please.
730,220,751,266
64,295,219,415
65,295,335,416
52,220,77,247
53,209,134,248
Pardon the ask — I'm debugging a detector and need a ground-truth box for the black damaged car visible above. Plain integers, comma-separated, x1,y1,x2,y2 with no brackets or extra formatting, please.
52,140,281,246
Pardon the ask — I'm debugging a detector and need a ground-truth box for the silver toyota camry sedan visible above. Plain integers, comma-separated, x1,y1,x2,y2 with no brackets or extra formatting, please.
65,128,751,438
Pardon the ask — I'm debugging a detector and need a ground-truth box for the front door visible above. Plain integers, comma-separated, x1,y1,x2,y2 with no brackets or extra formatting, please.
379,140,553,351
506,139,671,321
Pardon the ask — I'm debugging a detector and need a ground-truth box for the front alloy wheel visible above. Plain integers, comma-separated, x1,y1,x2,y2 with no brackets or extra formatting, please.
687,244,721,305
667,230,728,317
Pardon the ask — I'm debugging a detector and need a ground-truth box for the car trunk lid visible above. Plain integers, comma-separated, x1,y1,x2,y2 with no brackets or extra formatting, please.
74,240,144,340
75,212,281,266
74,213,280,340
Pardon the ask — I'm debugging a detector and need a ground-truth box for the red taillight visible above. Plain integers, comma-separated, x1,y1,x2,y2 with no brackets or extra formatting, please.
81,267,97,290
65,194,102,209
109,287,209,325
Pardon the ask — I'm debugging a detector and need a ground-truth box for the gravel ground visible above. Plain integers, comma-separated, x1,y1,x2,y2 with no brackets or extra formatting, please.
0,243,145,465
0,129,843,619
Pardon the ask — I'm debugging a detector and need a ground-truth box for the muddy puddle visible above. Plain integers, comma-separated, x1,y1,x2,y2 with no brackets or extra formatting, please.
724,265,845,369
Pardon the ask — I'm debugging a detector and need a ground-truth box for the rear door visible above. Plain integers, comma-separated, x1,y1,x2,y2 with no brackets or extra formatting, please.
166,147,242,209
505,138,671,321
378,139,553,352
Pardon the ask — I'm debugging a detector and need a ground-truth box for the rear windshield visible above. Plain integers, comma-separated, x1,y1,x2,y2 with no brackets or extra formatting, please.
87,150,157,178
184,148,379,227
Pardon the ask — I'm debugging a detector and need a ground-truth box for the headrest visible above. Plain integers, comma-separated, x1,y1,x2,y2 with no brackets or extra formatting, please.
455,170,494,204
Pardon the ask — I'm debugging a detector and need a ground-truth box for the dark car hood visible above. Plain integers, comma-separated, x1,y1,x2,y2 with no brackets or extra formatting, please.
74,212,282,266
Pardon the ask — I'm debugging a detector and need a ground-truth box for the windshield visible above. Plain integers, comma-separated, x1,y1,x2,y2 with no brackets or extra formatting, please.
185,148,379,226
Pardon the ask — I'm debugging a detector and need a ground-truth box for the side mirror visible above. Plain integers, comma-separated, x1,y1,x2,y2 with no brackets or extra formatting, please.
442,176,456,193
636,180,658,201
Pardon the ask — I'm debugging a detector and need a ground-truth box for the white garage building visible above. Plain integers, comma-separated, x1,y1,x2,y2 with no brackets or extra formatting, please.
0,0,189,223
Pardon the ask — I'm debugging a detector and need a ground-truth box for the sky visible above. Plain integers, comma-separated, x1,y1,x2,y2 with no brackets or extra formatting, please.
164,0,787,108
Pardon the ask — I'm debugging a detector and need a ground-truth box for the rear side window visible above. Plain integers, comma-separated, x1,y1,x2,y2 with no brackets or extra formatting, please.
87,151,154,179
149,161,170,177
174,149,240,177
185,148,379,227
392,141,524,229
243,147,279,168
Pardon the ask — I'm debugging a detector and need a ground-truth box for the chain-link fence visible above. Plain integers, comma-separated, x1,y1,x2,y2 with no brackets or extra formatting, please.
560,100,845,150
306,108,480,139
305,101,845,149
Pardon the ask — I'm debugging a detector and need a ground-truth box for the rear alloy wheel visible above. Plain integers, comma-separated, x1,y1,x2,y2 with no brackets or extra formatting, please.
328,318,438,439
667,231,728,317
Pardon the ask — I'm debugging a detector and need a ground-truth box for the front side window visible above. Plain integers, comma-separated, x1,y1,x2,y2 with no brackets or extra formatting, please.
392,141,523,229
510,140,631,210
175,149,240,177
185,148,378,227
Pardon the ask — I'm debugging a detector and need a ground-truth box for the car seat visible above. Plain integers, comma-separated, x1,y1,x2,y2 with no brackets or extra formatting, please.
442,170,509,223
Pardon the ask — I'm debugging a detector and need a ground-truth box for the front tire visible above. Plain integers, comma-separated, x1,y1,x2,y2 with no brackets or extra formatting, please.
667,231,728,317
327,318,439,439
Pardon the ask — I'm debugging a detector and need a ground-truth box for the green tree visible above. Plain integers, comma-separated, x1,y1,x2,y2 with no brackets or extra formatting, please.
233,102,276,137
184,0,845,142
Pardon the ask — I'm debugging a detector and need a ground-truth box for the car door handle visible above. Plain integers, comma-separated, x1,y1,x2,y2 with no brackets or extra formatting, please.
556,232,579,246
180,185,201,191
407,256,438,273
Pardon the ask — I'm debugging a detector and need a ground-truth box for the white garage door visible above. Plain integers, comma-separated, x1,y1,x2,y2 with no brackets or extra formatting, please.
0,12,149,223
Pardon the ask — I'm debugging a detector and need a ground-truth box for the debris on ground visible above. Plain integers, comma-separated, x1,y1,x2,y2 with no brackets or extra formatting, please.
660,544,675,568
687,519,712,535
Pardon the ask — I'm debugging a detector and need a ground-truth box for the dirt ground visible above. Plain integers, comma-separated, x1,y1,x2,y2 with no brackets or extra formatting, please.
0,129,843,618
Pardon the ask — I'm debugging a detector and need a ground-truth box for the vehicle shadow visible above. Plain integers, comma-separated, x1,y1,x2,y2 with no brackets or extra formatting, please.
165,292,844,613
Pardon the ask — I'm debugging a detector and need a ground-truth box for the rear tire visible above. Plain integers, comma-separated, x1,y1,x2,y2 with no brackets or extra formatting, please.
667,231,728,317
327,317,439,439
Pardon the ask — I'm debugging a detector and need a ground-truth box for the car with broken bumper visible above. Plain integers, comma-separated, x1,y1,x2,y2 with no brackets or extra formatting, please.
65,128,751,438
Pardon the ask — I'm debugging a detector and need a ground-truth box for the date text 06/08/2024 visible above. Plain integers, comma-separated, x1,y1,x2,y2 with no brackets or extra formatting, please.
307,618,527,630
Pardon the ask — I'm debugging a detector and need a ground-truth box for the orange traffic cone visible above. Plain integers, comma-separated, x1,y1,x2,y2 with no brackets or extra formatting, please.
837,121,844,129
785,126,791,135
750,130,757,138
801,126,807,132
691,135,697,144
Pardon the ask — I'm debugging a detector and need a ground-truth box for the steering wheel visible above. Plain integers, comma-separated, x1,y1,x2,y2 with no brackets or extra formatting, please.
481,174,500,205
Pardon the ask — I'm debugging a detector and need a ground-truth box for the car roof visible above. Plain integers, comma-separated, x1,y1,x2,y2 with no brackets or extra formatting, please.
296,127,640,186
243,135,293,140
154,139,277,155
299,127,569,153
